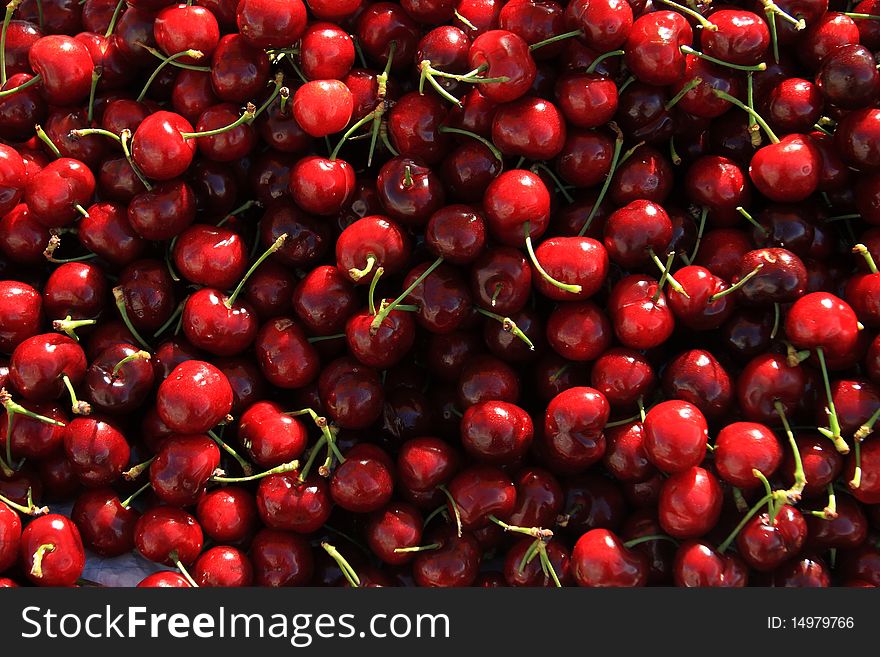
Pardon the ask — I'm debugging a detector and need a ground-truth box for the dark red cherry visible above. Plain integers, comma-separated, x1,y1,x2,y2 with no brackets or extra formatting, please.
194,546,253,587
155,360,233,434
149,434,220,507
658,466,722,539
412,525,481,587
63,415,130,488
715,422,782,489
71,488,139,557
447,464,516,530
607,275,674,351
0,281,43,354
9,333,86,403
662,349,733,422
673,540,748,587
461,400,533,465
642,400,708,474
196,486,257,544
134,506,203,566
318,357,384,430
468,30,536,103
571,528,648,587
19,514,85,586
736,504,807,572
256,473,331,534
330,444,395,513
28,35,94,106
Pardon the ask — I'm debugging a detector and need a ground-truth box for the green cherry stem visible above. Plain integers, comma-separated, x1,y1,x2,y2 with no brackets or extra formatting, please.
854,243,879,274
528,28,583,52
69,127,122,143
477,308,536,351
810,483,837,519
141,44,210,71
254,73,284,119
525,221,582,294
855,406,880,441
712,89,780,143
393,543,441,554
52,315,96,341
29,543,55,579
0,72,40,98
330,107,381,161
488,515,553,541
844,12,880,19
850,439,862,489
370,256,443,333
649,249,688,297
746,72,761,147
137,49,203,102
680,45,767,71
169,550,199,588
578,129,643,236
656,0,718,29
604,413,642,428
815,347,849,454
119,481,151,509
207,429,254,477
665,77,702,111
687,207,708,264
210,459,298,484
180,102,256,139
774,400,806,503
321,542,360,588
622,534,679,549
87,68,100,123
762,0,807,30
717,491,782,553
224,233,287,308
585,49,625,74
0,488,48,516
367,266,384,316
61,375,90,416
112,286,151,350
103,0,125,37
708,263,764,301
530,162,574,204
0,0,22,86
35,124,60,157
736,206,769,235
120,129,152,191
437,484,463,538
438,125,503,163
122,456,154,481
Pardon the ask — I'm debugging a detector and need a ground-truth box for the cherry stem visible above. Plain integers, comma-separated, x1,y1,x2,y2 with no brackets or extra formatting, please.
402,164,413,189
422,504,449,528
525,222,582,294
297,434,327,481
207,429,253,477
112,286,151,350
119,481,151,509
488,514,553,541
650,249,688,298
815,347,848,454
217,199,259,227
665,77,702,111
211,459,298,484
736,206,769,235
419,60,508,106
773,401,806,503
825,213,861,222
844,12,880,19
0,72,40,98
438,125,503,163
762,0,807,30
141,44,209,71
637,397,647,422
810,483,837,519
278,86,289,115
35,124,60,157
771,302,781,340
367,266,384,316
287,408,343,478
86,68,100,123
529,28,583,52
437,484,463,538
29,543,55,579
746,73,762,147
122,456,154,481
137,50,202,102
43,232,95,264
370,256,443,333
709,264,764,301
330,106,381,161
103,0,124,37
855,406,880,441
685,207,708,264
530,163,574,204
170,551,199,588
732,487,749,512
477,308,535,351
349,254,376,282
578,129,642,236
393,543,441,554
854,243,879,274
669,135,682,166
604,414,641,428
307,333,345,344
0,487,47,515
152,299,184,338
713,89,779,143
766,9,780,64
120,129,152,191
586,49,625,74
0,0,21,85
656,0,718,29
717,491,782,553
50,315,95,342
69,127,121,143
680,45,767,72
181,102,255,139
454,8,477,30
321,542,360,588
850,438,862,489
225,233,287,308
61,374,90,416
622,534,678,549
254,73,284,119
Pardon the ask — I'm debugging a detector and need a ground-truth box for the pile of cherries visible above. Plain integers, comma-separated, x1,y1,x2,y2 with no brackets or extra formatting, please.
0,0,878,589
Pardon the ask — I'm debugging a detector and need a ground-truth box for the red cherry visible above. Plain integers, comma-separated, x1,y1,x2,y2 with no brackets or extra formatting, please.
155,360,233,434
642,400,708,474
571,528,648,587
19,514,84,586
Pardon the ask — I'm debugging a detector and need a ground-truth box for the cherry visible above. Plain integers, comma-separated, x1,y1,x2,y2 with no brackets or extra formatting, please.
0,399,66,460
546,301,612,362
542,387,609,473
254,317,320,389
467,30,536,103
806,495,868,549
196,486,257,544
363,502,423,565
782,434,843,498
155,360,233,434
237,401,307,469
9,333,87,407
63,415,129,487
318,357,384,429
149,433,220,507
137,572,192,588
71,488,139,557
250,528,313,587
19,514,84,586
834,108,880,171
388,92,451,165
28,35,94,106
153,4,219,63
608,275,675,350
736,504,807,572
750,134,821,203
135,505,203,567
426,204,487,265
412,525,481,587
642,400,708,474
396,436,460,492
77,202,145,268
673,540,748,587
457,354,520,407
24,157,95,228
194,545,253,587
662,349,733,422
555,72,618,129
565,0,633,51
461,400,533,465
0,204,50,266
293,80,354,139
210,34,270,103
766,78,823,134
715,422,783,489
0,145,25,216
847,437,880,504
818,44,880,110
447,464,516,530
356,3,420,74
624,10,691,87
571,528,648,587
377,156,446,227
300,22,355,81
0,280,43,353
43,261,107,323
701,9,770,66
336,215,411,284
658,466,722,539
330,444,395,513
